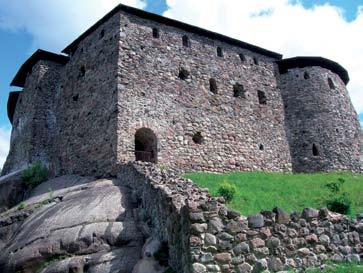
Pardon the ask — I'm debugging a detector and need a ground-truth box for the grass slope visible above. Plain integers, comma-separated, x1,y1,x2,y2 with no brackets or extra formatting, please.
184,172,363,216
307,264,363,273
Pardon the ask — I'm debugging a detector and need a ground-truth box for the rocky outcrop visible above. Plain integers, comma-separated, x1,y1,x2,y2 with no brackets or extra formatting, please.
0,163,361,273
0,175,146,273
0,169,27,213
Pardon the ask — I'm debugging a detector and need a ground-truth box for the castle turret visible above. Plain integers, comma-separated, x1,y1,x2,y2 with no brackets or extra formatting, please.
278,57,361,172
2,50,68,175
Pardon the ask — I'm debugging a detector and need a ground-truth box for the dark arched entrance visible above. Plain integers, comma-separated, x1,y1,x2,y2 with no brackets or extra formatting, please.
134,128,158,163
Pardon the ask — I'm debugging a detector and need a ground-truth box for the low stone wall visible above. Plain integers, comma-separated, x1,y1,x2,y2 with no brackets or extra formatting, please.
119,162,362,272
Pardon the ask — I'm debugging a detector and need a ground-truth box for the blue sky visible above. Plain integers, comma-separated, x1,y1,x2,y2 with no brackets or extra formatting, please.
0,0,362,167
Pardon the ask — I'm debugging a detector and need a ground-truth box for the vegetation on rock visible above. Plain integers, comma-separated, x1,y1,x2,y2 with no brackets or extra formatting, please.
17,202,27,210
21,162,49,189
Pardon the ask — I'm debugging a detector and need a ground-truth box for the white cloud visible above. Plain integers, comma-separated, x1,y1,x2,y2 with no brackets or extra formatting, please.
0,127,11,170
164,0,363,115
0,0,146,52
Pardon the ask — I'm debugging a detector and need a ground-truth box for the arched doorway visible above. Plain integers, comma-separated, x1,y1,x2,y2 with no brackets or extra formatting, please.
134,128,158,163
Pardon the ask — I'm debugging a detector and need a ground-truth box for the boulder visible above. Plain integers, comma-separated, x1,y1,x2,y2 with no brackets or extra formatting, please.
0,176,144,273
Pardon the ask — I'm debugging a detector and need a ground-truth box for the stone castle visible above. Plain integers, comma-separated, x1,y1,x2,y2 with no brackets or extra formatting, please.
3,3,361,176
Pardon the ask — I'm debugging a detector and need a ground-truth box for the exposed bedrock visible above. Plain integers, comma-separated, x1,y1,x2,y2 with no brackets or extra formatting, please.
0,175,146,273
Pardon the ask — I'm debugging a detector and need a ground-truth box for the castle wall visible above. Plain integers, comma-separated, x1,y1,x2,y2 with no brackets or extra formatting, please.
279,67,361,172
2,60,63,175
3,7,361,175
52,12,122,176
120,162,363,273
115,12,292,172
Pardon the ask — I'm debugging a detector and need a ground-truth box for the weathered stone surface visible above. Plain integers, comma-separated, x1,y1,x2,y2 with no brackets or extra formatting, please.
268,257,284,272
233,242,250,255
192,263,207,273
302,208,319,220
0,170,26,212
192,223,208,234
214,253,232,264
273,207,290,224
237,262,253,273
0,176,144,273
209,218,224,234
250,238,265,250
254,259,268,272
5,2,360,179
319,235,331,246
306,234,319,244
248,214,264,228
1,154,362,273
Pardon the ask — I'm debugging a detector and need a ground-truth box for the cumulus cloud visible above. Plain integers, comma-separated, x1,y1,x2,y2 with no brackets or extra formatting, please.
0,127,11,170
164,0,363,115
0,0,146,52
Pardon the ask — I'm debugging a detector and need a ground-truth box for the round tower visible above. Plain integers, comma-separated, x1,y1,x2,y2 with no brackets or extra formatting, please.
278,57,361,172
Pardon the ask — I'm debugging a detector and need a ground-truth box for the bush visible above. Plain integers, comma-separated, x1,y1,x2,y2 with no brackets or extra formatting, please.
21,162,49,189
218,182,237,203
18,202,27,210
325,178,351,215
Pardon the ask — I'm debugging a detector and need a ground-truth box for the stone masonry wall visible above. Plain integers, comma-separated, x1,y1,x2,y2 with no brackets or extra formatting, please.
4,8,362,175
279,67,361,172
2,60,63,175
52,12,121,176
121,162,362,273
116,11,292,172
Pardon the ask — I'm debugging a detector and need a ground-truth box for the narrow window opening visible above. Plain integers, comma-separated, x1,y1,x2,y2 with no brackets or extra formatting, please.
257,90,267,105
217,47,223,57
79,66,86,78
182,35,190,47
233,83,246,98
259,144,264,151
312,144,319,156
152,28,160,38
192,132,204,144
100,29,105,39
239,53,246,62
253,57,259,65
209,78,218,94
304,71,310,79
328,78,335,89
178,67,190,80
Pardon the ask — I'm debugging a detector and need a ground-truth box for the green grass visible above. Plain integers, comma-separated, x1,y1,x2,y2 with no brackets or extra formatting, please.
184,172,363,216
306,263,363,273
